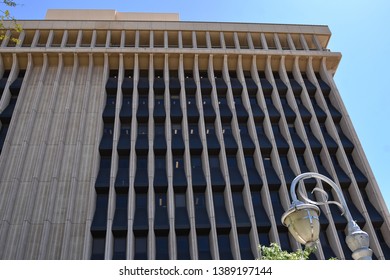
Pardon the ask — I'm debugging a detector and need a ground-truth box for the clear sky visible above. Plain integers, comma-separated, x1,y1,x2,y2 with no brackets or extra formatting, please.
7,0,390,210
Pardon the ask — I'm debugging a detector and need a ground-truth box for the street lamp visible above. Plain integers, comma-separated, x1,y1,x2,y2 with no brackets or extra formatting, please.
281,172,372,260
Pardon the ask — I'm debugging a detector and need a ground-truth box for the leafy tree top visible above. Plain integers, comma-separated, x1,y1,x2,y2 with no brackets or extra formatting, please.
259,243,314,260
1,0,22,43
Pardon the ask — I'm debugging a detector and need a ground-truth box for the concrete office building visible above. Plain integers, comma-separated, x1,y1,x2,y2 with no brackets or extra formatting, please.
0,9,389,260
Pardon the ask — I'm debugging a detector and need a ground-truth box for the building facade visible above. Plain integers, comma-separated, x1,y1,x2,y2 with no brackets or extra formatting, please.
0,10,389,260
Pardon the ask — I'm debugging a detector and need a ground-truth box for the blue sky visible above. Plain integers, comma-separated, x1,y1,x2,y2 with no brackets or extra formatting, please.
7,0,390,210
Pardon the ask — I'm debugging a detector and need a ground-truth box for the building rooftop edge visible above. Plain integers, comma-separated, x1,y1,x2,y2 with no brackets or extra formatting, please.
42,9,329,30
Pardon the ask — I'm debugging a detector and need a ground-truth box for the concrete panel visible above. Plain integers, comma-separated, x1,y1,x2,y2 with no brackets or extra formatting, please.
77,145,96,181
40,144,59,181
45,222,65,259
0,182,12,218
59,145,76,180
71,66,90,114
51,181,71,223
37,67,58,113
46,9,116,21
55,66,75,114
18,67,42,114
0,145,22,181
66,223,86,259
10,182,32,224
7,113,29,145
35,88,53,114
83,113,100,145
88,86,105,113
90,64,105,82
88,66,105,112
65,113,81,145
71,85,86,114
47,113,65,145
24,223,43,260
116,12,179,22
71,181,92,223
29,112,47,145
31,182,51,223
3,224,22,259
20,144,40,181
18,86,38,114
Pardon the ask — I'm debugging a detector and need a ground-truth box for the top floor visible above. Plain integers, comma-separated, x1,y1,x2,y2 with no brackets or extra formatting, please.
1,9,333,52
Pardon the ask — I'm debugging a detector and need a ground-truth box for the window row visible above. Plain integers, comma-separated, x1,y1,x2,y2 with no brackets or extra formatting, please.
91,167,387,261
105,70,341,125
103,71,346,158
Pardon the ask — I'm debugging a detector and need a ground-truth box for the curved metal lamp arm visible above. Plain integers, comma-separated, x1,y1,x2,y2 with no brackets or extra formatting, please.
288,172,373,260
290,172,354,223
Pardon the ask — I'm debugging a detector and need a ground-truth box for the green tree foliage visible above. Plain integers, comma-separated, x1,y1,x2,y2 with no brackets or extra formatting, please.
1,0,22,43
259,243,314,260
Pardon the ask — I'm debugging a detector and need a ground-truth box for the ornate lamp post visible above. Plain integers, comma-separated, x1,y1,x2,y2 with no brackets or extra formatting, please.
281,172,372,260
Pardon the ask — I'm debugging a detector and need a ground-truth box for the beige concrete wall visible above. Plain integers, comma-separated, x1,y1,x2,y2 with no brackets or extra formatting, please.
0,53,105,259
45,9,179,22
